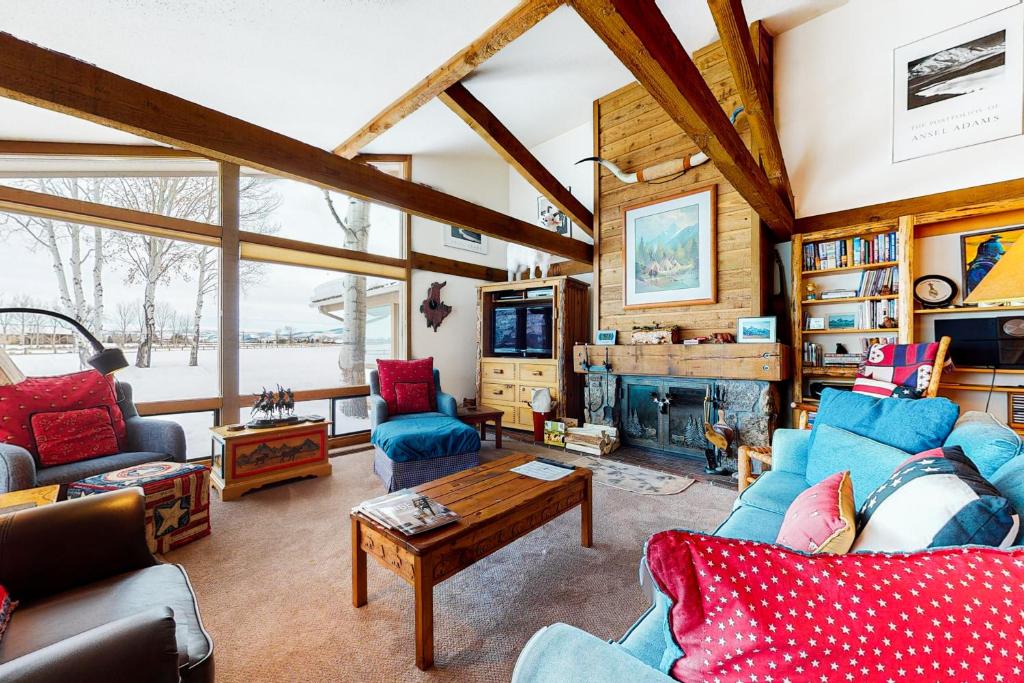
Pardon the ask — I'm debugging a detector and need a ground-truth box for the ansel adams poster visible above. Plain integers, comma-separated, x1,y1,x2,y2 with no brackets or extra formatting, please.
893,5,1023,162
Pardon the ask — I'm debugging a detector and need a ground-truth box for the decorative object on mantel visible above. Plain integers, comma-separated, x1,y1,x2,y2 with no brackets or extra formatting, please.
736,316,777,344
573,343,791,382
420,281,452,332
961,225,1024,300
631,323,682,345
595,329,617,345
623,186,717,308
913,274,958,308
892,5,1023,163
575,107,743,184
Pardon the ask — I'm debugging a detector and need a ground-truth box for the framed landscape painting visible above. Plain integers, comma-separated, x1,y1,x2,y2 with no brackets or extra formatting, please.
622,186,716,309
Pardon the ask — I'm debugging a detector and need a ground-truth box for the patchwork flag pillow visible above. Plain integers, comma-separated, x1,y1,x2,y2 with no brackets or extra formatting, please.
0,584,15,643
645,530,1024,683
776,471,856,554
853,341,940,398
375,358,435,416
853,445,1020,552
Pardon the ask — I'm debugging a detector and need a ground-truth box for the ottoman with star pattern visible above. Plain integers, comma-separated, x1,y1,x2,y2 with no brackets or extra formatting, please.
68,461,211,554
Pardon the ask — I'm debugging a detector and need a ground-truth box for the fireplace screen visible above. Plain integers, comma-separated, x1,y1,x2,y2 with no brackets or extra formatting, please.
620,376,713,458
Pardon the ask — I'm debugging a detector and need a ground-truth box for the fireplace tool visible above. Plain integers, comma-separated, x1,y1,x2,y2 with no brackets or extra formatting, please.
703,386,734,475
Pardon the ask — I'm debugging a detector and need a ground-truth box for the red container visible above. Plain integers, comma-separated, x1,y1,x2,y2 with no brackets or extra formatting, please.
532,410,554,442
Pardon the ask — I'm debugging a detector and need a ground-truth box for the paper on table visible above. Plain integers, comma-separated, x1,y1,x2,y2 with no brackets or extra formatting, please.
511,460,573,481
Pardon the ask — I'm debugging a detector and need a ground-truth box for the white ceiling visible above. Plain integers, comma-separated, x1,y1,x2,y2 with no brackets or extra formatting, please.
0,0,846,158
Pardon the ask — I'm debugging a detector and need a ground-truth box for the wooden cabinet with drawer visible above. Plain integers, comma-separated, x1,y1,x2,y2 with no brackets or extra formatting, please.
481,382,515,405
518,362,556,384
481,361,515,383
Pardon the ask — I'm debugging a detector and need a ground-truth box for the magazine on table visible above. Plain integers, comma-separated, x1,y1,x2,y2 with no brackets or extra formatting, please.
353,489,459,535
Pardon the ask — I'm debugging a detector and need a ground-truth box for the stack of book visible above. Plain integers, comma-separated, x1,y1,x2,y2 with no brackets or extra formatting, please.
802,231,897,271
803,342,824,367
565,424,619,456
860,298,897,328
856,266,899,297
353,490,459,536
823,352,864,367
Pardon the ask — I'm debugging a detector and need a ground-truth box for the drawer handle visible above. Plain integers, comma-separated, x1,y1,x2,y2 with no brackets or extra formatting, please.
531,370,543,376
492,369,504,374
492,390,503,395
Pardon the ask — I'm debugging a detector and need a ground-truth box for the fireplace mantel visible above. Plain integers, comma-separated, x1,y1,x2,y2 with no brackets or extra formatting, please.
572,343,790,382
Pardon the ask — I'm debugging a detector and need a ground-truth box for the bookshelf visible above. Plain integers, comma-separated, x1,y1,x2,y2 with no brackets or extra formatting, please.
791,217,915,412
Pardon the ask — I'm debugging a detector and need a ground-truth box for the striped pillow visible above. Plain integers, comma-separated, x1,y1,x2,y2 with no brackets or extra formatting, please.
853,445,1020,551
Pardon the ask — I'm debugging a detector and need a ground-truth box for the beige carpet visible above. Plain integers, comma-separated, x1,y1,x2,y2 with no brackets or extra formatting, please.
166,447,735,682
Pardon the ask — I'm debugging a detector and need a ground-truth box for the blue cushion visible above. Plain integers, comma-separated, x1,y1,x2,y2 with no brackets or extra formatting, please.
619,593,673,670
808,388,959,456
713,504,784,543
371,415,480,463
990,458,1024,545
736,471,809,516
806,424,912,508
944,411,1023,479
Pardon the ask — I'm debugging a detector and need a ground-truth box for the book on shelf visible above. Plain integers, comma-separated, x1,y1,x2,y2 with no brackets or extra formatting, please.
353,489,459,536
802,341,824,367
823,353,864,367
803,231,897,271
820,289,858,300
856,266,898,297
860,298,898,329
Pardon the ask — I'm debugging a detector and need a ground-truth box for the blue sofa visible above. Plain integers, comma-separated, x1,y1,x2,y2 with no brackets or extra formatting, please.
369,368,480,491
0,382,186,495
512,409,1024,682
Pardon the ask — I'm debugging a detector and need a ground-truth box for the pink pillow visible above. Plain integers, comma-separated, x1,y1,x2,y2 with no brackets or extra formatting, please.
394,382,432,414
376,358,435,416
775,470,856,554
31,407,120,467
645,530,1024,683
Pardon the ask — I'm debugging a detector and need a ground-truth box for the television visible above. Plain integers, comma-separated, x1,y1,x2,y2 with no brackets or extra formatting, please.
491,302,553,358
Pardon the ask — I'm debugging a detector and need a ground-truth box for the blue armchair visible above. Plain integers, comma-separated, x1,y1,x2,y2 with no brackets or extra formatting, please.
368,368,480,491
0,382,186,494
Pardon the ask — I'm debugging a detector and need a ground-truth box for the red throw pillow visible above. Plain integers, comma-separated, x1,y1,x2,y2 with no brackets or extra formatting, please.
394,382,432,414
31,407,120,467
0,585,15,643
646,530,1024,682
775,471,856,554
376,358,435,416
0,370,126,457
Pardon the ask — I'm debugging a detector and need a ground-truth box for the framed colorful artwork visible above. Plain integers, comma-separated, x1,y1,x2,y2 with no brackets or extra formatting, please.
961,225,1024,298
622,185,717,309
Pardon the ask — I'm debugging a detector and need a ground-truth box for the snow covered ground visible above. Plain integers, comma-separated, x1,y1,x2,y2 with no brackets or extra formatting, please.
9,346,374,458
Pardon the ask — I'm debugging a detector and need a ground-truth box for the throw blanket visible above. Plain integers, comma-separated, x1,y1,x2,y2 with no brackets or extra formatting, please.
371,414,480,463
645,530,1024,682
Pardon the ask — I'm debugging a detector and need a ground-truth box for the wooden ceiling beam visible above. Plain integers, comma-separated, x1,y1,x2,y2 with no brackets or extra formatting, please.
410,251,507,282
0,32,591,263
708,2,793,211
548,260,592,277
332,0,562,158
0,140,202,158
567,0,793,239
439,81,593,236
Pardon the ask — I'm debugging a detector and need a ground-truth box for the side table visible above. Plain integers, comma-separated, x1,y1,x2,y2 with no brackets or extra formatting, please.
456,406,503,449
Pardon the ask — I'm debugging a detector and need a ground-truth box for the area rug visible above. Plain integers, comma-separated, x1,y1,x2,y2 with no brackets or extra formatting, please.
165,448,735,682
569,455,694,495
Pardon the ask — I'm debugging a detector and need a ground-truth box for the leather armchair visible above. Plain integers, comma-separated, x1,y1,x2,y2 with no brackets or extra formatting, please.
0,382,186,494
0,489,213,682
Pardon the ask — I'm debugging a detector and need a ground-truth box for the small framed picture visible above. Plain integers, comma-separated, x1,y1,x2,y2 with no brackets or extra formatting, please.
595,329,617,345
806,317,826,330
444,225,488,254
736,316,777,343
827,313,858,330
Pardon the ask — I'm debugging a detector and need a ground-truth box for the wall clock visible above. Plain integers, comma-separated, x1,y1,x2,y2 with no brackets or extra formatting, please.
913,275,958,309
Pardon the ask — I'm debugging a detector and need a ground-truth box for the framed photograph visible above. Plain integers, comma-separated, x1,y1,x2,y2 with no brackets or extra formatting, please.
892,5,1024,162
806,317,826,330
827,313,858,330
537,194,571,238
623,185,716,309
444,225,488,254
595,329,617,345
736,316,777,344
960,225,1024,298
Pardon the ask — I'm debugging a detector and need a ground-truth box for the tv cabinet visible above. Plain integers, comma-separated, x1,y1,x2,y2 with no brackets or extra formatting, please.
477,276,590,432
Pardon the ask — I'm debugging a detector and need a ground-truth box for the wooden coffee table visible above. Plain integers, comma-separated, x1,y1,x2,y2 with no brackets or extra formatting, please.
351,452,592,670
456,406,504,449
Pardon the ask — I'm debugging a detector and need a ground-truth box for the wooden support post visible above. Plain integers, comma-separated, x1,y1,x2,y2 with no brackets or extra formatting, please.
219,163,241,425
897,215,915,344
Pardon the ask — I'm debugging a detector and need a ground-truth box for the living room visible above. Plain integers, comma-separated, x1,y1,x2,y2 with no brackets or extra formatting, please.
1,1,1023,681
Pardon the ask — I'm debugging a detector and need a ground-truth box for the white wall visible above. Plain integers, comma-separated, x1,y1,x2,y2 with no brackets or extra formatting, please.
775,0,1024,218
410,154,510,401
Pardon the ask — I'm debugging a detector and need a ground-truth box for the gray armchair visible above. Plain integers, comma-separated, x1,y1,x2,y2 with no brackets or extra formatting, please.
0,382,186,494
368,368,458,428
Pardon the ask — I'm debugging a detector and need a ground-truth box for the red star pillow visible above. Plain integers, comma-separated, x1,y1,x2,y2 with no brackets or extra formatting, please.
646,530,1024,682
375,358,435,416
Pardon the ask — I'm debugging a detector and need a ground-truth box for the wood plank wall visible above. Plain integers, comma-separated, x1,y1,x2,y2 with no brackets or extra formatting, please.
594,39,768,338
